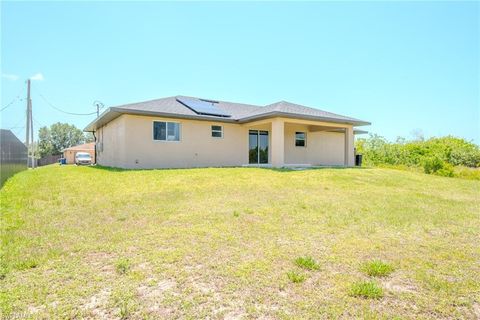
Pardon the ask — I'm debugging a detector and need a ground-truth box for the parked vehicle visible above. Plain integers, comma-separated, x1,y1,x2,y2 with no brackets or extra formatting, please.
75,152,92,165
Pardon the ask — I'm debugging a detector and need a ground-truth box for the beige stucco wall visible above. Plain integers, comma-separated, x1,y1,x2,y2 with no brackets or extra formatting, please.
96,114,355,168
284,123,346,166
99,115,249,169
97,115,127,167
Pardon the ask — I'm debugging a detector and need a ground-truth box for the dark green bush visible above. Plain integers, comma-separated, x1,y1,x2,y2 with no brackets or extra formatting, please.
423,156,444,174
435,163,454,177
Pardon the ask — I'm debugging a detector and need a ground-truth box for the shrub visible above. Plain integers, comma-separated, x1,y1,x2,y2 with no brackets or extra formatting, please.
295,256,320,270
356,135,480,170
115,258,131,275
435,163,454,177
287,271,306,283
422,156,444,174
361,260,394,277
422,157,454,177
349,280,384,299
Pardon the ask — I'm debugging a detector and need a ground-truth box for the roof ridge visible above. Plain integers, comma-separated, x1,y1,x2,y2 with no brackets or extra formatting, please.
268,100,361,120
176,95,263,109
112,96,178,109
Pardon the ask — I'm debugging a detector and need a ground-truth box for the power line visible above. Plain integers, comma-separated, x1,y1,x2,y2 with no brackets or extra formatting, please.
38,93,97,116
1,85,25,112
7,115,27,130
11,125,26,138
32,116,45,128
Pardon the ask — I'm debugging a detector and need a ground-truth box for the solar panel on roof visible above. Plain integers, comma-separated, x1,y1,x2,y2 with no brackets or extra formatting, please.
176,97,231,117
199,98,219,104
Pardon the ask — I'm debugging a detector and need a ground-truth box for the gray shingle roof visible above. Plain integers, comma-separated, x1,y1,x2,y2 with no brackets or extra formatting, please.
239,100,367,124
111,95,262,119
85,95,369,131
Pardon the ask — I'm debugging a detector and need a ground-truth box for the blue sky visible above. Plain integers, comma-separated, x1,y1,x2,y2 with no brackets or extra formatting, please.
1,1,479,143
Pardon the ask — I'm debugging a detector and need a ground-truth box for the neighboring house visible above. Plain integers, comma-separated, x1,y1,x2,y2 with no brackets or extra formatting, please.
84,96,370,169
0,129,27,186
63,142,95,164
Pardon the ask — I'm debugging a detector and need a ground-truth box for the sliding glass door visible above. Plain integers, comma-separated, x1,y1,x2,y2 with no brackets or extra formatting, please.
249,130,269,164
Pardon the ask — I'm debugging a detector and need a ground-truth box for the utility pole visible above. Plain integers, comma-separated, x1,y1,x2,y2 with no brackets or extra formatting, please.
25,79,35,168
25,79,31,167
93,101,104,118
30,98,35,168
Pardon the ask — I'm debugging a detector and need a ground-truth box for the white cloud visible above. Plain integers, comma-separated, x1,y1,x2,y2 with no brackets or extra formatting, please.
1,73,19,81
30,73,45,81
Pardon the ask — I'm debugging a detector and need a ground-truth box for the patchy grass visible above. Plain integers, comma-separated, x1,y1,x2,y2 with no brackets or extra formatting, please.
295,256,320,270
454,166,480,180
115,258,131,275
362,260,394,277
376,163,480,180
350,280,384,299
287,271,306,283
1,165,479,318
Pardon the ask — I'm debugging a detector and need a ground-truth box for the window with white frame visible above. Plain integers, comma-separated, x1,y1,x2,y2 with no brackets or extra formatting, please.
295,132,306,147
211,125,223,138
153,121,180,141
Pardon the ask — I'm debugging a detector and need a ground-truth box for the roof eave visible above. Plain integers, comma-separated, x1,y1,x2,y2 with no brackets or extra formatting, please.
354,129,369,135
239,111,371,126
83,107,239,131
83,107,123,132
84,108,371,132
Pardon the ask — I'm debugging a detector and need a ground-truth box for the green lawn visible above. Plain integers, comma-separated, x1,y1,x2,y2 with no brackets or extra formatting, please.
1,166,479,319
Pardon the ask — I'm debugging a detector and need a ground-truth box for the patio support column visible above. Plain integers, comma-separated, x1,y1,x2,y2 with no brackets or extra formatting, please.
271,118,285,167
344,127,354,166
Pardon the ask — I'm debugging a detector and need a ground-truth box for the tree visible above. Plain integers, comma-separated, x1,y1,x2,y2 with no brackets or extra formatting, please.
38,122,87,157
84,132,95,143
38,126,54,157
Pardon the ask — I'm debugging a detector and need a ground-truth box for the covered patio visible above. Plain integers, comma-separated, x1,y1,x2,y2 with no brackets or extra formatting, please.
243,117,356,167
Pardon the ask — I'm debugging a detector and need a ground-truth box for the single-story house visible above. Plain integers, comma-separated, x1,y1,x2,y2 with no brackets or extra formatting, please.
63,142,95,164
84,96,370,169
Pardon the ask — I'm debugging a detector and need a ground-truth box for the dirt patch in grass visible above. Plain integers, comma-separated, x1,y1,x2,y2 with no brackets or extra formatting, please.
137,279,176,299
383,277,417,294
83,288,112,318
472,302,480,319
84,252,116,276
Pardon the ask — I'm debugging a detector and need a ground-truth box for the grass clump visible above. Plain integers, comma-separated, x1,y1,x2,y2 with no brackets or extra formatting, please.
295,256,320,270
16,258,38,271
118,300,131,320
115,258,131,275
0,264,7,280
361,260,394,277
233,210,240,217
112,291,136,320
350,280,384,299
287,271,306,283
